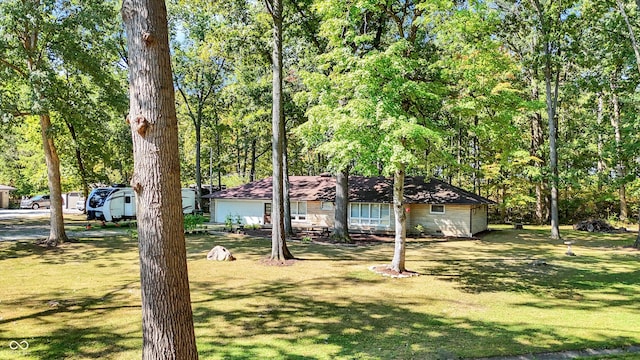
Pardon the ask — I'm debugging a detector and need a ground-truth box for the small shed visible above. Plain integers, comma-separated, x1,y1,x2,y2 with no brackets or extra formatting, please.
0,185,16,209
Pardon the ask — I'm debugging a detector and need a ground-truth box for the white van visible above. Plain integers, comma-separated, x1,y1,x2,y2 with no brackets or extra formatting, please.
86,186,196,223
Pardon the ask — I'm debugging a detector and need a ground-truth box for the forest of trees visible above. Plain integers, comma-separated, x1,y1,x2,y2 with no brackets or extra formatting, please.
1,0,639,228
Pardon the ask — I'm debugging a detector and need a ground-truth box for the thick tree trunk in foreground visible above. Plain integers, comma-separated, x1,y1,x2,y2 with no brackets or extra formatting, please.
40,113,68,246
267,0,293,261
333,168,350,241
390,165,407,273
121,0,198,358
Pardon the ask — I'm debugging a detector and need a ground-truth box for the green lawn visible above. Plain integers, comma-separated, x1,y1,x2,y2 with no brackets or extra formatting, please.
1,218,639,359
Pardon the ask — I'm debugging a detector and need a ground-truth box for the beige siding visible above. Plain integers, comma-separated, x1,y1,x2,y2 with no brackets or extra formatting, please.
0,191,6,208
470,205,488,235
346,203,481,237
408,204,472,237
217,197,487,238
304,201,334,227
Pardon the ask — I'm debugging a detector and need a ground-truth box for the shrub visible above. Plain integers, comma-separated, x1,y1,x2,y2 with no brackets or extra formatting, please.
184,214,207,232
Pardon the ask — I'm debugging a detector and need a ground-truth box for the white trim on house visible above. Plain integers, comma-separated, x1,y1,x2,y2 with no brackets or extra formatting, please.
349,203,391,226
320,201,333,210
291,201,307,221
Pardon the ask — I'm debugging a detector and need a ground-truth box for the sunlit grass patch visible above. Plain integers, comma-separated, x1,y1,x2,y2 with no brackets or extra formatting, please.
0,220,639,359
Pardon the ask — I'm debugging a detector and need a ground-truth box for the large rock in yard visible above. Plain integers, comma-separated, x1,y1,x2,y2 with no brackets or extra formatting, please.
206,245,236,261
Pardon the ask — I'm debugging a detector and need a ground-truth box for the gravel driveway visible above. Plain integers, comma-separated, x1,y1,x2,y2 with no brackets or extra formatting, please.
0,209,129,241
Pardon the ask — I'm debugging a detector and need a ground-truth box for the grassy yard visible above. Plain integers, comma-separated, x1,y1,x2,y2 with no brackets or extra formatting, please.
1,217,639,359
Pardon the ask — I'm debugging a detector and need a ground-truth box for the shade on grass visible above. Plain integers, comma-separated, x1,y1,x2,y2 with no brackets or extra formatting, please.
1,217,639,359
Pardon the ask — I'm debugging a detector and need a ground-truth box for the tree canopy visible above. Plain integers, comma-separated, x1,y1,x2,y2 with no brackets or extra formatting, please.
0,0,638,233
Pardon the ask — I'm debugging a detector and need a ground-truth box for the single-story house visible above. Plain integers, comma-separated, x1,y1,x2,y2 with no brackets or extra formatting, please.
0,185,16,209
210,176,495,237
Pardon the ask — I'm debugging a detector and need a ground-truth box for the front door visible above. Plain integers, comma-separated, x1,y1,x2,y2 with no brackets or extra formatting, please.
264,203,271,224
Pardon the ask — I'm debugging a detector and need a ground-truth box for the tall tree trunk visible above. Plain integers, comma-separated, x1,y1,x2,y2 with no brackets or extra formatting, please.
635,207,640,248
23,17,67,246
472,116,480,194
546,65,561,240
530,76,546,225
610,89,627,221
390,163,407,273
40,113,68,246
533,0,561,239
597,92,605,191
617,0,640,75
195,120,202,212
267,0,293,260
333,167,350,241
64,120,89,214
249,139,257,182
215,118,222,190
121,0,198,358
457,121,462,187
283,134,294,237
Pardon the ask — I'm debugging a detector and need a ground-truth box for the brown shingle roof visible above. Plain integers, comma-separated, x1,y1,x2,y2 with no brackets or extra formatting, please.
211,176,494,205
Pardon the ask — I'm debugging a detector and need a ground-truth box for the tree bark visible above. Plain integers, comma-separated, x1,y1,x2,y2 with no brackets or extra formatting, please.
40,113,68,246
635,207,640,248
249,139,257,182
529,74,547,225
267,0,293,260
61,119,89,213
532,0,561,239
21,7,68,246
333,167,350,241
546,64,561,240
283,134,294,237
121,0,198,358
610,89,627,221
390,164,407,273
215,116,222,190
617,0,640,75
195,119,202,211
597,92,605,190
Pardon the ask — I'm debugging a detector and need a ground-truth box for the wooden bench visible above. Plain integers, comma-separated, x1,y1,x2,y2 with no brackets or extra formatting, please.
296,224,330,236
184,224,219,234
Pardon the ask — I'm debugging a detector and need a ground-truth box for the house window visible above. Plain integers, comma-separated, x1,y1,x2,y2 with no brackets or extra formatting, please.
321,202,333,210
430,204,445,214
349,203,390,226
291,201,307,221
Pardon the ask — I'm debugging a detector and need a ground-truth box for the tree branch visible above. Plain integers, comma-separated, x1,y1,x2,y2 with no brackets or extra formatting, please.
0,58,27,77
616,0,640,75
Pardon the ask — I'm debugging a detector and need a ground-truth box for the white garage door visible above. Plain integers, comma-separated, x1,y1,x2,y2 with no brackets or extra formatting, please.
214,199,267,225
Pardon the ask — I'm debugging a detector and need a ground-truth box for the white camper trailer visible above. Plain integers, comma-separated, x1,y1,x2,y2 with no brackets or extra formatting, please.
86,186,196,223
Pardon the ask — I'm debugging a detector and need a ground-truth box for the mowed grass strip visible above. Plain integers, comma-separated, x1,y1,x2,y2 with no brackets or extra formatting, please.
1,218,639,359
